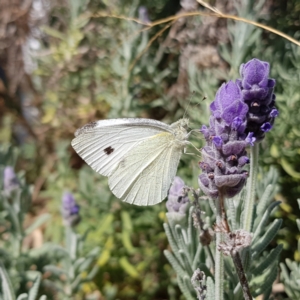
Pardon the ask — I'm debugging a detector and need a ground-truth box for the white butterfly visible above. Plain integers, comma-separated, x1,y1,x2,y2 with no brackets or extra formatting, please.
71,118,191,206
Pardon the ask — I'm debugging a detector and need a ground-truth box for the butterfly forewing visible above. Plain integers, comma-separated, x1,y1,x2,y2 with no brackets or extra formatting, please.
71,119,172,177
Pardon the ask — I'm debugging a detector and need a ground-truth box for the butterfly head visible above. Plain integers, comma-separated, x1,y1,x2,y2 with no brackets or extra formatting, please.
170,118,189,141
179,118,189,130
171,118,189,129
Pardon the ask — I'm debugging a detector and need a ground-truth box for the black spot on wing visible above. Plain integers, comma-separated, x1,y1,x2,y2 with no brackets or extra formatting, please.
104,146,114,155
75,121,97,136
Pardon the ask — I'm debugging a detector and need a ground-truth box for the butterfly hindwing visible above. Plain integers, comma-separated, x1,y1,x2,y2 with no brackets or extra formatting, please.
108,132,182,205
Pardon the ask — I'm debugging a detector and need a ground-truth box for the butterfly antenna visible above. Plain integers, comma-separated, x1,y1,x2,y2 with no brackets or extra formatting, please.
183,91,196,119
193,95,208,112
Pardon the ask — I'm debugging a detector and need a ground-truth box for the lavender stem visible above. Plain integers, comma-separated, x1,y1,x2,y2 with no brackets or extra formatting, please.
231,252,253,300
215,192,225,300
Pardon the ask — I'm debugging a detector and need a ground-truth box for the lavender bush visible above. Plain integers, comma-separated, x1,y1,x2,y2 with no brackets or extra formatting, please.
0,0,299,299
0,147,99,299
164,58,282,300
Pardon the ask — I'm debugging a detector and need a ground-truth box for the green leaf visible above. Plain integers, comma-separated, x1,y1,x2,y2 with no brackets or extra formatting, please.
164,250,186,278
252,201,281,243
281,158,300,179
25,214,51,236
163,223,183,265
41,26,65,40
206,276,215,300
0,263,15,300
119,257,139,279
251,244,283,276
16,295,28,300
178,250,193,276
177,276,195,300
43,265,68,278
256,185,274,216
251,262,278,296
252,219,282,259
28,274,41,300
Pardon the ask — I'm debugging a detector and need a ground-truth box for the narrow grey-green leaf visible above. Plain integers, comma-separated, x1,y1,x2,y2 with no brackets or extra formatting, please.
256,185,273,216
192,243,203,270
177,276,195,300
28,274,41,300
251,244,283,275
227,198,237,231
252,201,281,243
206,276,215,300
85,264,99,281
251,262,278,297
164,250,186,278
252,219,282,259
187,206,195,256
25,214,51,236
16,295,28,300
163,223,183,265
43,265,68,277
175,225,188,255
224,257,237,284
178,250,193,276
0,263,15,300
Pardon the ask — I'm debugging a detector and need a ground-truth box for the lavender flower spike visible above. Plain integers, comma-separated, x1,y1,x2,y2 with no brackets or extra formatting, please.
166,176,190,224
138,6,151,25
199,81,250,199
61,192,81,227
237,58,278,142
3,166,20,195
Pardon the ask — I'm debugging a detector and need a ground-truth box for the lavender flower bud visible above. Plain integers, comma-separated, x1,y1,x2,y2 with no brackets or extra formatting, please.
237,58,278,142
61,192,80,227
210,81,248,125
199,81,250,198
138,6,151,24
166,177,190,225
3,166,20,195
213,136,223,149
166,177,189,214
245,132,256,146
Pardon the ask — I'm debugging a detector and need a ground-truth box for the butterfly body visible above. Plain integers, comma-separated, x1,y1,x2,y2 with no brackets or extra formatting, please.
71,118,190,205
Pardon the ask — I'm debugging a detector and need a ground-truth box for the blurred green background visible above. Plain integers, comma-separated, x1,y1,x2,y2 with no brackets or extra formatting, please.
0,0,300,299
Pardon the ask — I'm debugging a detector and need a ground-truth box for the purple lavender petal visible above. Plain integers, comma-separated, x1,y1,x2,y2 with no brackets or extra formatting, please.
221,100,248,124
62,192,80,226
270,109,279,117
211,81,243,118
215,173,245,188
200,125,210,139
245,132,256,146
3,166,19,194
240,59,270,89
138,6,151,24
232,117,243,130
238,156,250,166
213,136,223,149
260,122,272,132
222,141,247,156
